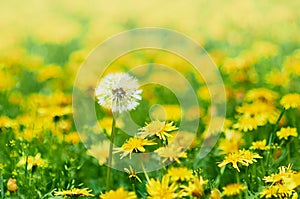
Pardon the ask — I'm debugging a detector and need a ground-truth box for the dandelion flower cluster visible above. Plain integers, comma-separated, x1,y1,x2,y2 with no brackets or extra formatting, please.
95,73,142,113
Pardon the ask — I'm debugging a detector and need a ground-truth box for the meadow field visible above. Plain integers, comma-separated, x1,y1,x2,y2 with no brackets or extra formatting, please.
1,0,300,198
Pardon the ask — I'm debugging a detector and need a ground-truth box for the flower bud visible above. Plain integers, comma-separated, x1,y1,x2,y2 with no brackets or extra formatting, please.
7,178,18,192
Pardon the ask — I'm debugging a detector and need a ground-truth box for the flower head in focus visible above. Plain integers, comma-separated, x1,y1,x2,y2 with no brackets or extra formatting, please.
114,137,156,159
146,176,178,199
138,120,178,141
95,73,142,113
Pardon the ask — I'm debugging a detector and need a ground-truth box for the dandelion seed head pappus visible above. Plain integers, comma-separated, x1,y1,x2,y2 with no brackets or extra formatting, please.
95,73,142,113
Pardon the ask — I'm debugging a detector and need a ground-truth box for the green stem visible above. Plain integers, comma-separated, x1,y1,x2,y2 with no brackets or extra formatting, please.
140,161,150,182
266,109,285,171
106,117,116,191
235,172,243,199
0,175,4,199
287,142,291,164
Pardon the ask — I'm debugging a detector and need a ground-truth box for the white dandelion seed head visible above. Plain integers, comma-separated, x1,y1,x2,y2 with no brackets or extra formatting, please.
95,73,142,113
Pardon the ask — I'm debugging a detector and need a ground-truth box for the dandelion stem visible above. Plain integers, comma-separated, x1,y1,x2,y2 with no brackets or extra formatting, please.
266,109,285,170
0,175,4,199
106,117,116,191
140,161,150,182
268,109,285,146
235,172,243,199
287,141,291,163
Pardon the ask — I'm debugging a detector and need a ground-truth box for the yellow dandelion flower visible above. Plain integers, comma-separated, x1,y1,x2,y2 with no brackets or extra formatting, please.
218,129,243,154
54,188,94,197
283,51,300,76
138,120,178,141
124,166,142,183
64,132,82,144
276,127,298,140
17,153,48,170
87,141,110,165
181,176,208,198
197,86,211,101
236,102,279,126
36,64,62,82
265,70,290,87
261,165,299,198
210,188,221,199
260,184,295,199
146,176,178,199
263,165,295,184
218,150,262,172
233,115,259,132
100,187,137,199
0,116,17,129
280,93,300,110
169,131,198,149
150,105,181,121
244,88,278,103
166,167,193,182
250,139,270,150
114,137,156,159
260,184,280,198
222,183,246,196
155,144,187,163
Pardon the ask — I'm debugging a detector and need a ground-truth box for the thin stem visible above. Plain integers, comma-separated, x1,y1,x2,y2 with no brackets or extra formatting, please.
140,161,150,182
0,174,4,199
287,142,291,164
106,117,116,191
235,172,243,199
266,109,285,170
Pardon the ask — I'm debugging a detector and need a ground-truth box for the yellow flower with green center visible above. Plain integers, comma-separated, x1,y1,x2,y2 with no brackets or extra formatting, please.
218,149,262,172
146,176,178,199
276,127,298,140
100,187,137,199
138,120,178,140
114,137,156,159
54,188,94,197
280,93,300,110
155,144,187,163
222,183,246,196
166,167,193,182
250,139,270,150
